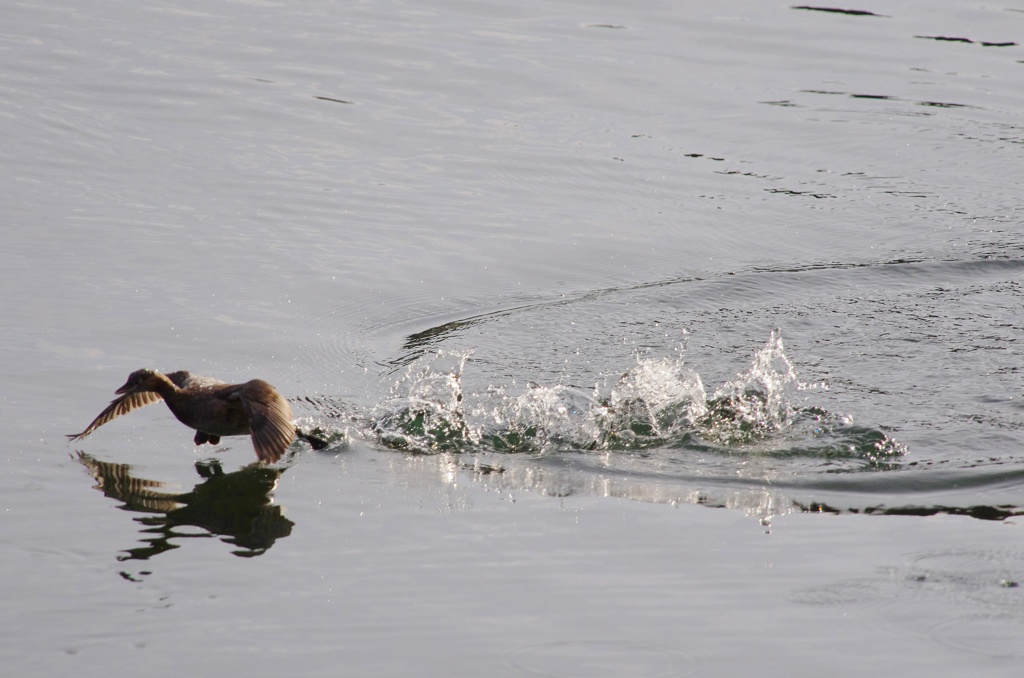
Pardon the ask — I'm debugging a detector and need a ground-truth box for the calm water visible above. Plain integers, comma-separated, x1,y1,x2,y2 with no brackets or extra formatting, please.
3,0,1023,675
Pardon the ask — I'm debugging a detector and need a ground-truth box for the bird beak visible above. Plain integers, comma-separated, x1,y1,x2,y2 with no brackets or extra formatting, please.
115,381,135,395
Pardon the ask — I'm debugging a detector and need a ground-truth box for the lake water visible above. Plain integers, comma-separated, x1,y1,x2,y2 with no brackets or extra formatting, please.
3,0,1023,675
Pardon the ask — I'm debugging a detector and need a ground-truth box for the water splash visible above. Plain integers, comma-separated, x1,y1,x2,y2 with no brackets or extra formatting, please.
604,356,708,447
700,329,798,444
364,331,906,464
371,351,476,453
692,330,905,460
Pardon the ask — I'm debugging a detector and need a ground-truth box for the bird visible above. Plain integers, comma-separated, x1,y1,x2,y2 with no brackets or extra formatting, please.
68,369,298,463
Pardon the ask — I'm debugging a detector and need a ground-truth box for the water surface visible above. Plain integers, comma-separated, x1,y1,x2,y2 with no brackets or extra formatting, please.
2,1,1023,675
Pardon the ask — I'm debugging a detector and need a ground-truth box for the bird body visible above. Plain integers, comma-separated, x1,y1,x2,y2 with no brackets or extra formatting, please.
69,369,296,463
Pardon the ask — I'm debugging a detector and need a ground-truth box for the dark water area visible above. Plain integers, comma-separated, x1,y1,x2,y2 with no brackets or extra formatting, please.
2,0,1023,675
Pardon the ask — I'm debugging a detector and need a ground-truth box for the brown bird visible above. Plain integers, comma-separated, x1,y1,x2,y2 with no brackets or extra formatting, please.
68,369,297,463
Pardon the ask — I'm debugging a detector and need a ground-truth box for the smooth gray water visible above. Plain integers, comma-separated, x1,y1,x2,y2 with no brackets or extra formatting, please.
3,1,1023,675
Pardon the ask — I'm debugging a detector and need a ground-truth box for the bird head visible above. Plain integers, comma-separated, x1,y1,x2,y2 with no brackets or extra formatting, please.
115,369,159,394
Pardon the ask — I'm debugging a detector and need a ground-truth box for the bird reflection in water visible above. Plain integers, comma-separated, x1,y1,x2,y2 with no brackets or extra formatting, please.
76,452,293,560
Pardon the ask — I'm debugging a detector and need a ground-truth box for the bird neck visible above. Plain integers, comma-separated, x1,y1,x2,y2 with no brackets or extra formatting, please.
145,372,183,398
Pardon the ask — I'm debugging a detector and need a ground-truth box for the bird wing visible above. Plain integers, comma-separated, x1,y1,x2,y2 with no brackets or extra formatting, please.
67,390,165,441
67,370,202,442
238,382,296,463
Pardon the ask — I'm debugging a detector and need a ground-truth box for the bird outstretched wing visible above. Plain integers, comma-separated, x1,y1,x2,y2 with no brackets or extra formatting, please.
67,370,197,441
67,390,164,441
